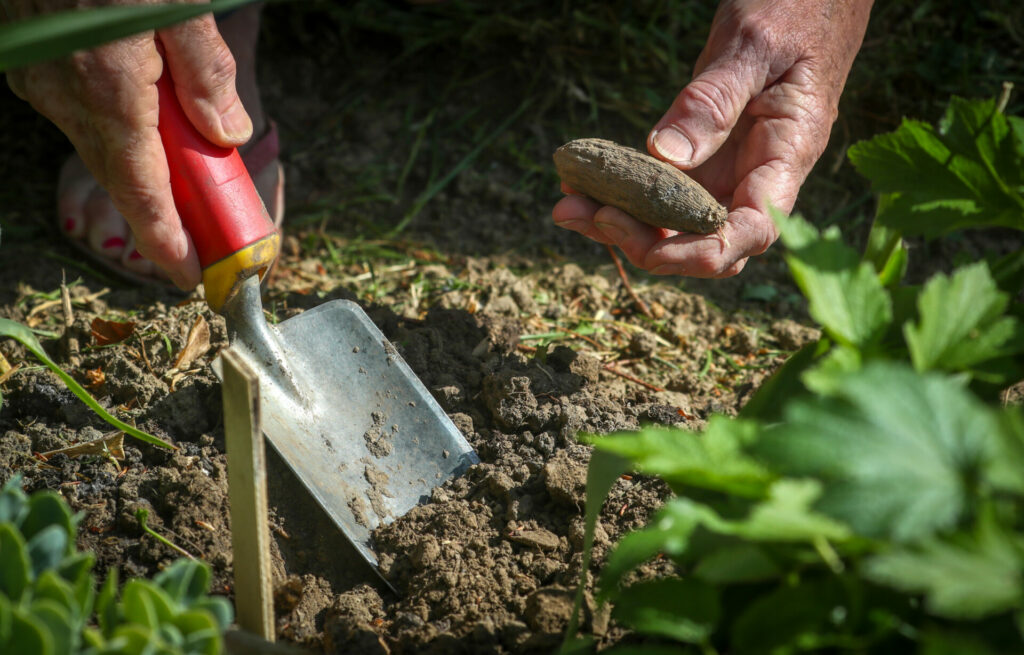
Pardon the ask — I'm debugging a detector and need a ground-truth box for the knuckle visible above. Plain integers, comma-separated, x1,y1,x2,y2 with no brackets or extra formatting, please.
683,79,735,133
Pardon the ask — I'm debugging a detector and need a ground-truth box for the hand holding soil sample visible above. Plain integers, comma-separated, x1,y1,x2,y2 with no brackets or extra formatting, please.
553,138,728,234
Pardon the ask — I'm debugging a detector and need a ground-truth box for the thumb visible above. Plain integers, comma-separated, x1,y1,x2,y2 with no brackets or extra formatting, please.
158,14,252,147
647,63,762,169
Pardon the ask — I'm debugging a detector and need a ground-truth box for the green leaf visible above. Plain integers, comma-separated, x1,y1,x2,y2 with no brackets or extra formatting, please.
0,318,174,449
154,559,211,608
0,0,258,72
756,362,994,541
612,578,719,644
29,599,74,655
0,523,31,601
863,514,1023,619
20,491,74,546
693,544,781,585
96,569,119,639
562,449,629,647
8,607,52,655
597,499,708,601
34,570,79,618
904,262,1019,372
863,221,908,287
728,480,850,543
26,525,68,577
175,610,221,654
121,580,175,630
590,416,773,497
191,597,233,633
848,96,1024,238
730,577,843,654
985,408,1024,495
0,477,28,526
740,339,826,422
775,213,892,349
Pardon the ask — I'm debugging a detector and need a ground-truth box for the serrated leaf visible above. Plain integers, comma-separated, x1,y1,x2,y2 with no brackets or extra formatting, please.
591,416,772,497
598,499,708,601
731,578,844,653
985,408,1024,495
848,96,1024,238
863,514,1022,619
693,544,780,585
563,449,628,646
756,362,994,541
729,480,850,543
775,213,892,349
612,578,719,644
904,262,1019,372
96,569,119,639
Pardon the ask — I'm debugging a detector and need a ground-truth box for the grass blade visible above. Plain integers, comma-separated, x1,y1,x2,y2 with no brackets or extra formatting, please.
0,0,257,72
0,317,174,450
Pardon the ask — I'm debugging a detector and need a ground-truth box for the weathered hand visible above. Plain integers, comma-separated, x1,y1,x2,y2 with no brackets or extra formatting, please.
553,0,873,277
5,0,251,289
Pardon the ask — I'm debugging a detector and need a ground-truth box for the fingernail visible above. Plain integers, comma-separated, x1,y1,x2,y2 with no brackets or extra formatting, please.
221,99,253,142
63,217,76,233
650,264,675,276
128,250,144,261
651,126,694,164
101,236,125,250
595,221,628,241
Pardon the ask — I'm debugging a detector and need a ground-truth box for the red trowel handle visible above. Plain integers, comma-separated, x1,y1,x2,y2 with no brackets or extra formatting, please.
156,69,280,313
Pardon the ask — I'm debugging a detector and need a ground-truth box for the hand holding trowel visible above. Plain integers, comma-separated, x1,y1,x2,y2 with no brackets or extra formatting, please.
156,69,478,573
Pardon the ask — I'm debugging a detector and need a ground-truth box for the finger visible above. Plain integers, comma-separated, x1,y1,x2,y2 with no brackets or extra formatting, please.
121,234,157,277
552,195,617,245
84,188,129,259
643,207,779,278
101,123,201,290
591,206,671,269
647,58,766,169
57,157,92,239
159,13,252,146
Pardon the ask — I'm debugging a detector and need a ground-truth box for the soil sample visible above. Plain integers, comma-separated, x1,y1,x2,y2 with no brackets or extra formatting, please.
553,138,727,234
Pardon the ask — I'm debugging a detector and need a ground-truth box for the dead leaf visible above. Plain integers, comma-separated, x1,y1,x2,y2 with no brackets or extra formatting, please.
91,317,136,346
41,431,124,460
172,315,211,370
84,367,105,389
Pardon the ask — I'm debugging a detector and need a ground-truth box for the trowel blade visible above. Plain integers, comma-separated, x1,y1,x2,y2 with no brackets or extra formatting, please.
216,283,478,570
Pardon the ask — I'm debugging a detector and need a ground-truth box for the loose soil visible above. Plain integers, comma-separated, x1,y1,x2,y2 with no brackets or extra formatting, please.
0,3,1018,653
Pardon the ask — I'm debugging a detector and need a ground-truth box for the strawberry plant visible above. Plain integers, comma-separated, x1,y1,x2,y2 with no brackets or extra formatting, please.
0,477,233,654
565,94,1024,654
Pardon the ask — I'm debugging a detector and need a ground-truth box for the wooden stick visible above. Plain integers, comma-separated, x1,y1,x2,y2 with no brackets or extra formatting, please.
602,362,664,392
606,245,653,319
221,348,275,642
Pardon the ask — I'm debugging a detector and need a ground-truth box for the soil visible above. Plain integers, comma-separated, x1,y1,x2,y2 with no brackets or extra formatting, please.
0,3,1019,654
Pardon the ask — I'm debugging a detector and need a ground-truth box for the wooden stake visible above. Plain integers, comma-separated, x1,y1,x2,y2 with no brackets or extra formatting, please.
221,348,275,642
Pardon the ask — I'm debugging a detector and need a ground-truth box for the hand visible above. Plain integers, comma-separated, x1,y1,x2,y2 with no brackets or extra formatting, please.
5,0,252,289
553,0,873,278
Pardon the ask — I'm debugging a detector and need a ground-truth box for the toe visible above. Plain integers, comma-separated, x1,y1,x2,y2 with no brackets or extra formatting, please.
57,156,92,239
121,235,156,277
84,187,130,260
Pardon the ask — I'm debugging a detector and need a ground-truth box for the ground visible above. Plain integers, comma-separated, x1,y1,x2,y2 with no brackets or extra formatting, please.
0,1,1021,653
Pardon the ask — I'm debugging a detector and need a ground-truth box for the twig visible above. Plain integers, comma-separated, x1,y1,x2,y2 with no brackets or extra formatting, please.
602,362,664,392
59,271,80,367
606,245,653,319
555,325,605,350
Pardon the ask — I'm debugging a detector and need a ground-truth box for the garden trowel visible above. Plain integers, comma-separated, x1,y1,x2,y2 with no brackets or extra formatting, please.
155,71,478,571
